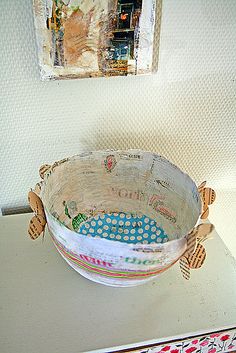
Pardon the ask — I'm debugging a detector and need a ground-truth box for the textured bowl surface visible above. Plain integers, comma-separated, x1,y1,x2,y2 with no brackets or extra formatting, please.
41,150,201,286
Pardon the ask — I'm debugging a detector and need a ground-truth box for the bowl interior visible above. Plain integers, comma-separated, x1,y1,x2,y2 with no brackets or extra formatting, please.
41,151,201,245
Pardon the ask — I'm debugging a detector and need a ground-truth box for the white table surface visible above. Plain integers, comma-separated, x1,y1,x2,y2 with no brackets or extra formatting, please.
1,214,236,353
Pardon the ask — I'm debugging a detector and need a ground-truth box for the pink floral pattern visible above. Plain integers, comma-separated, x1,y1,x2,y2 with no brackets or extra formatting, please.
210,333,221,338
191,340,198,345
220,335,230,341
135,330,236,353
228,345,235,350
104,155,117,173
200,340,208,346
185,347,197,353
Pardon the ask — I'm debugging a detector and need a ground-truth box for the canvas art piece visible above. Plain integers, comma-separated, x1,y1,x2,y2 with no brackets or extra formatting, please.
33,0,162,80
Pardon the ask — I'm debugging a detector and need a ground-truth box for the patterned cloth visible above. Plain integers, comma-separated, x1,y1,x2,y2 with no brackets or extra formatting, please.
79,212,169,244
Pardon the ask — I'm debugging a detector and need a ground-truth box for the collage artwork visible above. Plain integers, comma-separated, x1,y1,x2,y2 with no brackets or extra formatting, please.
33,0,160,79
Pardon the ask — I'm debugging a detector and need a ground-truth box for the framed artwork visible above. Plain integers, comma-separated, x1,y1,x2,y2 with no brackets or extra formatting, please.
33,0,162,80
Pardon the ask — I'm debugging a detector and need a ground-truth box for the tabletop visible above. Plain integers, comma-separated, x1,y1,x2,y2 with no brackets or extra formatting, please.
0,214,236,353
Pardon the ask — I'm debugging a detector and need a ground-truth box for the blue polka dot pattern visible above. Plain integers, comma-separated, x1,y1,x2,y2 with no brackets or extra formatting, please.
78,212,169,244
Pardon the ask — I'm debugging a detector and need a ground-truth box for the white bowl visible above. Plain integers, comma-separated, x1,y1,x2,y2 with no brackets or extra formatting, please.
41,150,201,287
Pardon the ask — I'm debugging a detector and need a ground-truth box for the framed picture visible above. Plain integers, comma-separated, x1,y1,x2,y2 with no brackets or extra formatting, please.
33,0,162,80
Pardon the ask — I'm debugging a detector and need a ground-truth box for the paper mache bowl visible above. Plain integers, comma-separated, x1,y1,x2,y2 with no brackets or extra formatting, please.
28,150,216,287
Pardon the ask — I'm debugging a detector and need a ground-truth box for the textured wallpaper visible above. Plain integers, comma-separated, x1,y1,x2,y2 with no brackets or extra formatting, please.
0,0,236,253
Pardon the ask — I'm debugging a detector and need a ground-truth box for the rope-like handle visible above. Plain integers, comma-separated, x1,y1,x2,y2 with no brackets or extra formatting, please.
198,181,216,219
27,159,69,240
28,190,46,240
179,181,216,280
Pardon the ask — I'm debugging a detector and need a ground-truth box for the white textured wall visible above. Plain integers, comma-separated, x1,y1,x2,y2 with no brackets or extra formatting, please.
0,1,236,252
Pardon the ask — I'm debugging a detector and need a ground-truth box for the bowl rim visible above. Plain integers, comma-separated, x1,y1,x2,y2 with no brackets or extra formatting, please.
41,149,202,247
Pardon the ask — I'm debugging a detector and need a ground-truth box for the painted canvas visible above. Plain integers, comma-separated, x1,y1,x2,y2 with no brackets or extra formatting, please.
33,0,162,80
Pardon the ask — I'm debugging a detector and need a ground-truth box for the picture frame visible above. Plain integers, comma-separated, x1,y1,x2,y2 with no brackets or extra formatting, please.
33,0,162,80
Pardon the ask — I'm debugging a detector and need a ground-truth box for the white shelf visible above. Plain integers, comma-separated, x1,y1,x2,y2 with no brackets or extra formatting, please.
0,214,236,353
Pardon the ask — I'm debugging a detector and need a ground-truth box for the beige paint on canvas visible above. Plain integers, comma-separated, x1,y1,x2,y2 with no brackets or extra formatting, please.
63,0,109,71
